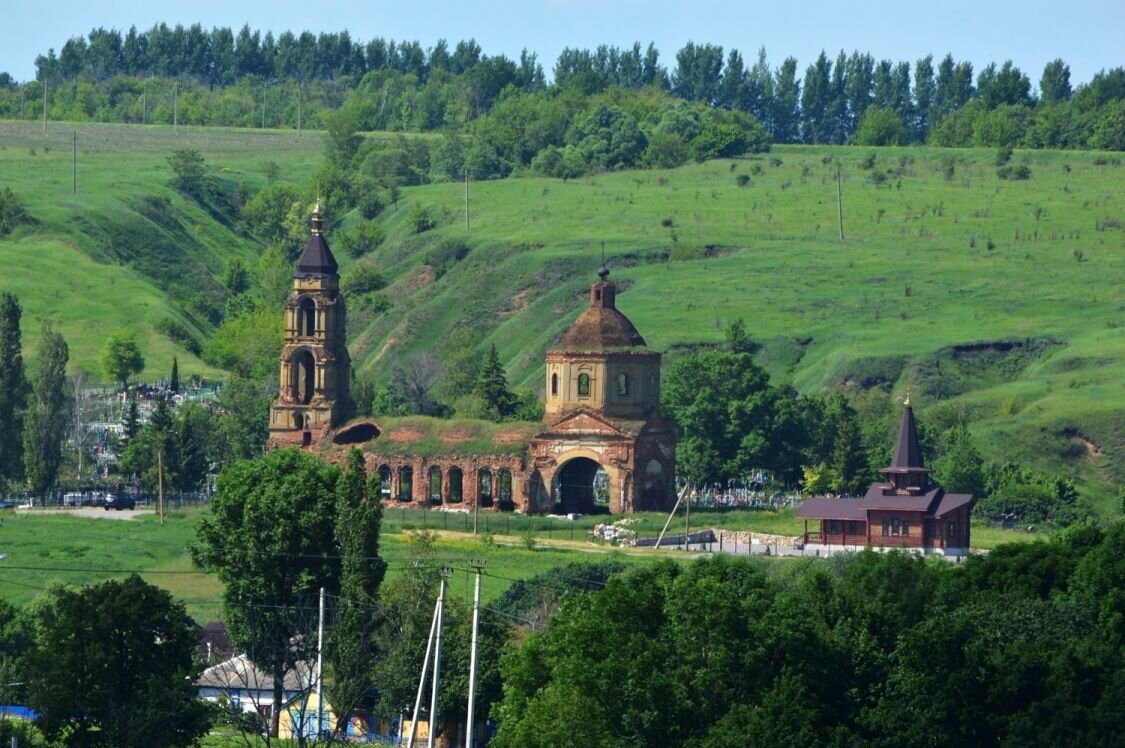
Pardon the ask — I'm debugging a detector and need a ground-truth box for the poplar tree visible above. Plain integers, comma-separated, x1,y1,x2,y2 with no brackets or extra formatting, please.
23,323,71,496
328,449,387,736
169,356,180,394
0,293,27,484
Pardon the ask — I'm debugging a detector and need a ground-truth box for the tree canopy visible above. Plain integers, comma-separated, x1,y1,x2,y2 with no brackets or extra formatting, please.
24,575,211,748
99,329,145,391
192,448,343,736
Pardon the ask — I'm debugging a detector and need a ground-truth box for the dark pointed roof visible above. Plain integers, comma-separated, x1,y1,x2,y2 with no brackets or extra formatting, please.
295,202,338,276
880,398,929,475
559,267,647,350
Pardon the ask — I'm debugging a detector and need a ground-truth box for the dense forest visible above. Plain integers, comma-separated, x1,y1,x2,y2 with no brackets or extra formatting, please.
490,523,1125,746
1,24,1123,160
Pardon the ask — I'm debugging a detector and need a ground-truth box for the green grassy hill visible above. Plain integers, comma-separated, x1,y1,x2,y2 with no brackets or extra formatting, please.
1,121,1121,508
0,120,322,379
358,146,1125,509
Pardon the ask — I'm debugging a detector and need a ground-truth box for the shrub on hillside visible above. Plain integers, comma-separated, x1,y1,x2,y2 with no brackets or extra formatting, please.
337,220,385,258
341,260,388,295
407,203,436,233
0,187,29,236
155,318,202,355
997,163,1032,180
423,238,471,277
856,106,908,146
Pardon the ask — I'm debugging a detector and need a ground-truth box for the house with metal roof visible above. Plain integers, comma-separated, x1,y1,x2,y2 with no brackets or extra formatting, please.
797,399,974,556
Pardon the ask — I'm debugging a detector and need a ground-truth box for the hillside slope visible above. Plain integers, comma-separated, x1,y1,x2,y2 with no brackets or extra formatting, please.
0,120,322,379
354,146,1124,507
0,122,1120,508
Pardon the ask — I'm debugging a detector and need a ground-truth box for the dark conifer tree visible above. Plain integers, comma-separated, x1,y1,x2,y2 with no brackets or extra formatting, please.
170,356,180,394
0,293,27,484
474,344,515,420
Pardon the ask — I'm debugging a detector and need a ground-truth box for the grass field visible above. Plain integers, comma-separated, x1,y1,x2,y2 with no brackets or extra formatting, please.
1,120,1122,507
0,504,1044,624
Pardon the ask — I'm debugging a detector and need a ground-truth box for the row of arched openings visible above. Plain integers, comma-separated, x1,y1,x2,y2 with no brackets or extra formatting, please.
376,465,514,508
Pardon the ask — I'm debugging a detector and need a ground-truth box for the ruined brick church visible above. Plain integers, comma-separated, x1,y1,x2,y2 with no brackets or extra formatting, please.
269,206,676,515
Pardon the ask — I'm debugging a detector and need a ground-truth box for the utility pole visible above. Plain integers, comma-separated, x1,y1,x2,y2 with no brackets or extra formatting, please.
261,85,266,128
464,169,470,233
315,586,326,741
173,83,178,128
407,597,442,748
836,163,845,241
142,77,147,124
297,80,302,135
157,449,165,525
42,75,47,133
684,487,691,550
465,563,483,748
72,131,76,194
427,569,449,748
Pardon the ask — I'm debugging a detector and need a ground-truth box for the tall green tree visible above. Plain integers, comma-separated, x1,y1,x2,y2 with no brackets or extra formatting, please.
830,411,868,496
672,42,724,104
24,575,211,748
23,323,71,497
0,293,27,485
327,449,387,736
1039,58,1072,106
662,350,797,483
167,148,205,194
473,344,516,420
932,424,985,497
123,390,141,440
99,329,144,391
800,51,833,144
913,54,936,141
192,448,342,738
771,57,801,143
169,356,180,394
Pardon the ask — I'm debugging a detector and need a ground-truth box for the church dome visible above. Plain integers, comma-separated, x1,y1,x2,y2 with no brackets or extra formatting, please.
558,269,646,350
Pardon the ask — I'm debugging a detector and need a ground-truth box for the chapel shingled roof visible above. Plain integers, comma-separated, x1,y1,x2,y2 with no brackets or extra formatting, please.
559,267,647,350
295,202,338,276
880,397,929,476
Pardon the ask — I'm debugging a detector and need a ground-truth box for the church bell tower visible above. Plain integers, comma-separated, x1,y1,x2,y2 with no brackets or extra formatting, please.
267,202,350,448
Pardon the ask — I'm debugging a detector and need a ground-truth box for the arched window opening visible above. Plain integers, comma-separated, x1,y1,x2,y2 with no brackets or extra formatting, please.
617,372,629,396
291,350,316,405
551,373,558,396
478,469,493,507
377,466,392,498
297,297,316,337
499,469,513,509
429,466,443,504
397,467,414,502
577,373,590,397
448,467,463,503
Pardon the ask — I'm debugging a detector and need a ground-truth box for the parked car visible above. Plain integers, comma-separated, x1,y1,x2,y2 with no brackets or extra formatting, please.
103,494,136,511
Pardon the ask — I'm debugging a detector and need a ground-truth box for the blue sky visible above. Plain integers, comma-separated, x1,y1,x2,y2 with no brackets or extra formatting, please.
3,0,1121,87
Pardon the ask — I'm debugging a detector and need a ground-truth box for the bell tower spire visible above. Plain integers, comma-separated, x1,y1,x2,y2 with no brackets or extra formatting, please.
268,203,351,448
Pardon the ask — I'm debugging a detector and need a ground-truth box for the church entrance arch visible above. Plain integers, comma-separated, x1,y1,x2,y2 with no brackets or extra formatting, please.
553,457,608,514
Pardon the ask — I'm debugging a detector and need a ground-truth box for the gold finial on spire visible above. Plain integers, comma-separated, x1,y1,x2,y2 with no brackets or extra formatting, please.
310,197,324,235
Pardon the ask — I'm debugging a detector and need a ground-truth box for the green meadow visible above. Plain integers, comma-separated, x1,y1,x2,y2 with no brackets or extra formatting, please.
0,506,1043,624
0,120,1122,508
